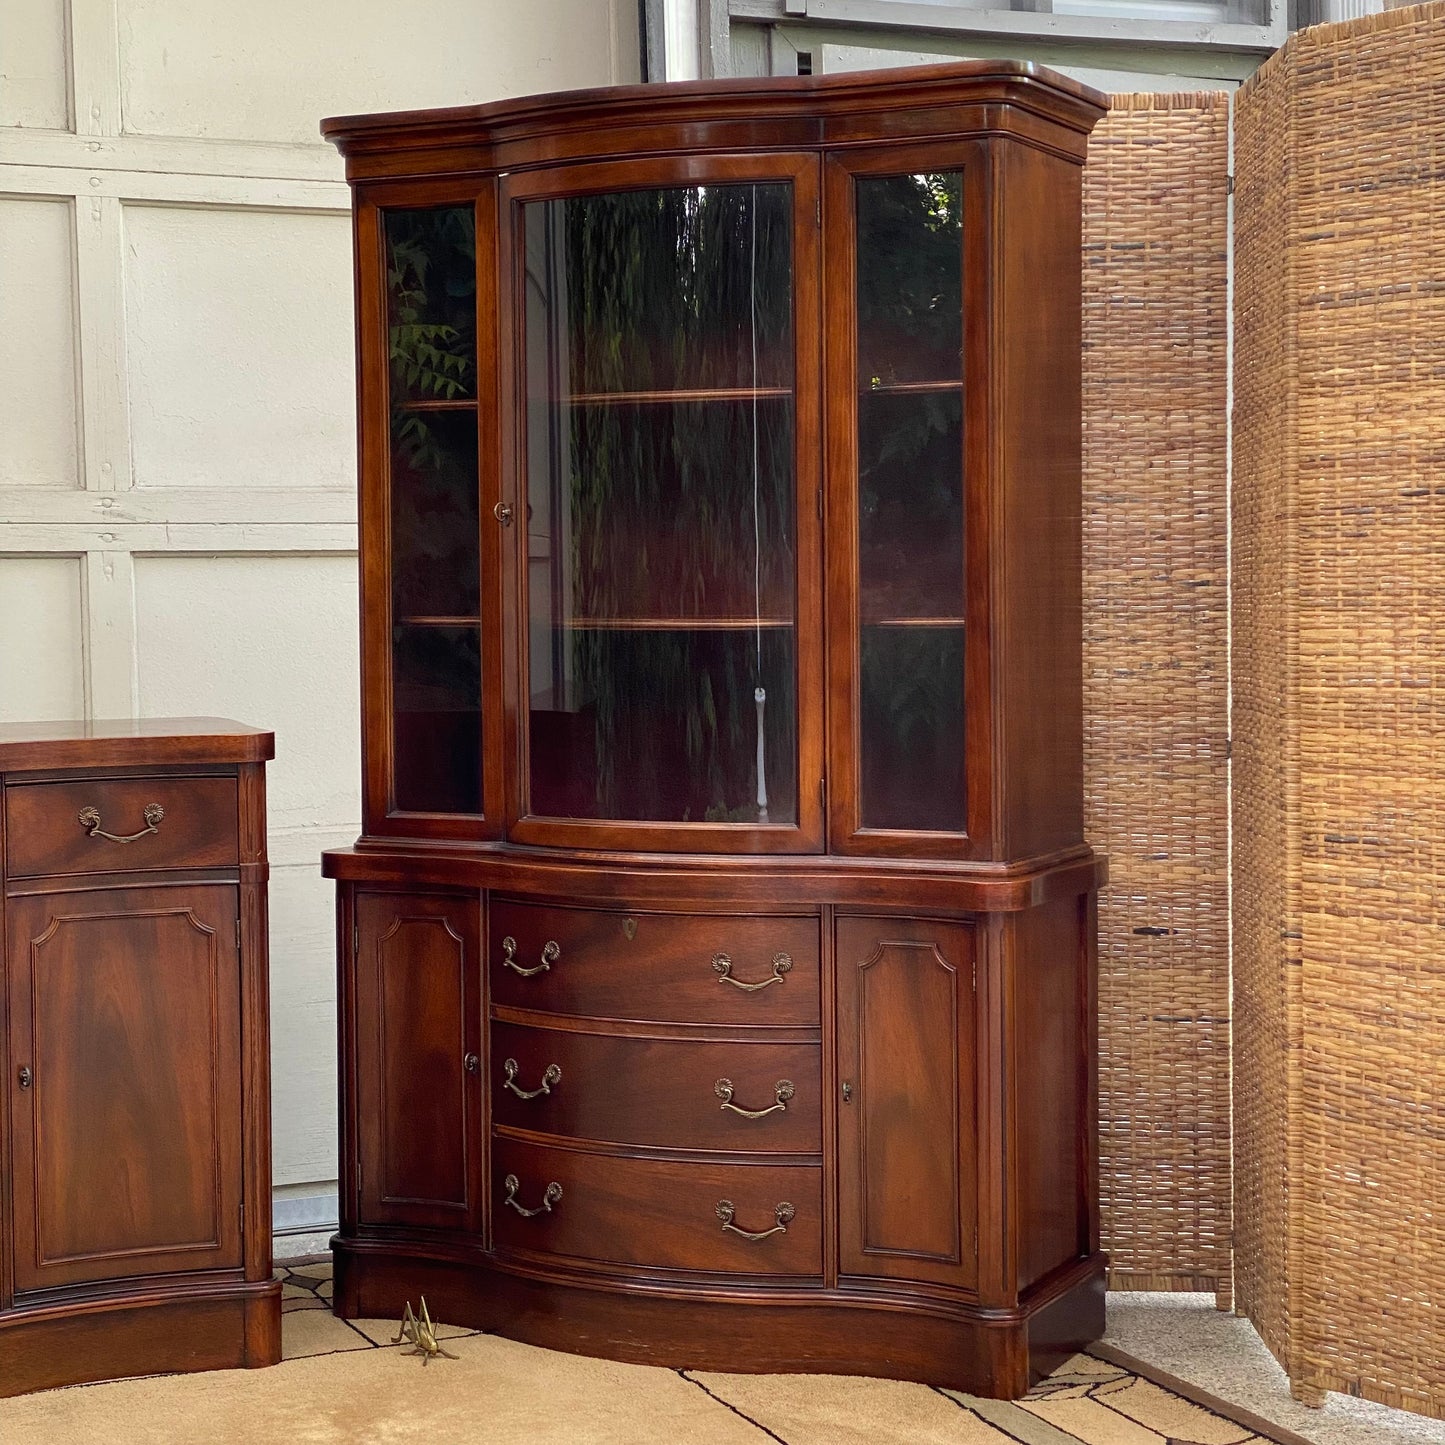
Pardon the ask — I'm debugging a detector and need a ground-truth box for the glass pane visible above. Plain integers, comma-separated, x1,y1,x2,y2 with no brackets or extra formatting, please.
385,205,481,815
855,173,966,833
523,182,798,826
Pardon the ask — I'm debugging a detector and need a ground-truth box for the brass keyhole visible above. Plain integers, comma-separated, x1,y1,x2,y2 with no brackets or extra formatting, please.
841,1081,853,1103
18,1067,32,1090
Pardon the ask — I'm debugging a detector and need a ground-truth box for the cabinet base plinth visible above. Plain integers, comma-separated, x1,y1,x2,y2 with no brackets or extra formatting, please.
0,1282,282,1398
332,1238,1104,1399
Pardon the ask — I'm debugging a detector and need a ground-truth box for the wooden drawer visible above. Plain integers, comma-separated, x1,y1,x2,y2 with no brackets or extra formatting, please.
5,775,239,879
491,1022,821,1153
489,902,819,1026
492,1139,821,1277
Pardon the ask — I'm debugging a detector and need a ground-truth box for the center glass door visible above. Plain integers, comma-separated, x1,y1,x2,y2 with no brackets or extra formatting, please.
504,156,823,853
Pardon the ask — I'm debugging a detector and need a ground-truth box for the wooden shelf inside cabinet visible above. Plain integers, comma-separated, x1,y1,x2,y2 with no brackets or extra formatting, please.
862,617,966,629
398,615,483,627
555,387,793,406
392,397,477,411
557,617,795,631
859,380,963,396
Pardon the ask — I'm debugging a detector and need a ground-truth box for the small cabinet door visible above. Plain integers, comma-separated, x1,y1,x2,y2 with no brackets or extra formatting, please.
7,886,244,1294
352,890,482,1232
836,916,977,1290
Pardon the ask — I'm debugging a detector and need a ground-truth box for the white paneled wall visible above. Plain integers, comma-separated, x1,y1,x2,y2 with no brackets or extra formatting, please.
0,0,640,1238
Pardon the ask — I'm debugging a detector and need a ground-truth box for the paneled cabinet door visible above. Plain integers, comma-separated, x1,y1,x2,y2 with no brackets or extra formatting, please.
836,916,977,1290
7,886,244,1294
352,890,482,1231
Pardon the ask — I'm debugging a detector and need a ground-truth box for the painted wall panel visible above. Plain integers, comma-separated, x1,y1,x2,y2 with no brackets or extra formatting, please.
0,197,80,488
123,205,356,491
0,557,84,720
133,554,360,830
0,0,70,129
118,0,637,143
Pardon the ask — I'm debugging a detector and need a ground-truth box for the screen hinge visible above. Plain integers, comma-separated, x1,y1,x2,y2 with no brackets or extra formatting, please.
816,486,824,521
819,776,827,811
236,918,242,951
815,196,821,228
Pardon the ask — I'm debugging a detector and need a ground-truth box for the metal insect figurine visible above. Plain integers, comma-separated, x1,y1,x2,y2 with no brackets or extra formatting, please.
392,1297,458,1365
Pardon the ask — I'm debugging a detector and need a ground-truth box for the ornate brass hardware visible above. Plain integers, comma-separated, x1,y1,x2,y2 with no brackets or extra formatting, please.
501,936,560,978
716,1199,794,1241
712,951,793,992
714,1078,793,1118
17,1067,32,1090
463,1052,480,1074
503,1174,562,1217
392,1297,457,1364
77,802,164,844
503,1058,561,1099
494,501,514,526
841,1081,853,1103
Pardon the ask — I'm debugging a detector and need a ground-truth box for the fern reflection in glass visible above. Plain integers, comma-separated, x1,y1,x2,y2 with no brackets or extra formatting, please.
856,173,965,833
523,183,797,826
384,205,481,816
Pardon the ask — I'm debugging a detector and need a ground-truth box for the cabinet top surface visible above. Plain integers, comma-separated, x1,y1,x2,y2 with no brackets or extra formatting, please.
0,718,274,773
321,59,1107,169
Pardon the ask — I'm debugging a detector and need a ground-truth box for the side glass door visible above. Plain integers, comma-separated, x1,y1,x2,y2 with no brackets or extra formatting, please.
826,152,980,857
503,156,824,854
356,184,501,839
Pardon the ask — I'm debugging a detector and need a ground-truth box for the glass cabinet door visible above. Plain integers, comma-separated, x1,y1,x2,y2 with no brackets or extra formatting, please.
833,165,970,847
380,203,482,818
510,164,821,848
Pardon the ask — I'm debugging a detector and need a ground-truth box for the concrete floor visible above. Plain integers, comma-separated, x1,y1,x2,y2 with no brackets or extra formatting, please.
1104,1292,1445,1445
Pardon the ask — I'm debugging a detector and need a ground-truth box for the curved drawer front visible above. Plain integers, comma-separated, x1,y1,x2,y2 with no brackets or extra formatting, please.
491,1022,821,1153
489,901,819,1026
493,1139,822,1277
5,775,239,879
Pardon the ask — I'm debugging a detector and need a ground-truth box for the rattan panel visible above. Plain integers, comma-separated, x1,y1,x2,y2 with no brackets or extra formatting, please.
1235,6,1445,1418
1081,94,1231,1296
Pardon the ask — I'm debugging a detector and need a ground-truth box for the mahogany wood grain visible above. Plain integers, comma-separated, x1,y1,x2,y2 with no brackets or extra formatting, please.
333,1240,1105,1397
5,775,239,879
1011,896,1090,1292
491,1138,822,1277
0,722,279,1390
491,1022,821,1154
324,63,1104,1399
0,718,273,774
835,916,978,1290
0,1283,281,1399
489,900,820,1026
353,890,483,1232
6,886,244,1293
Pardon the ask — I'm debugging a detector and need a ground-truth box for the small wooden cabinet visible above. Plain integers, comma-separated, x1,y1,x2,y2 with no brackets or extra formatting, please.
324,61,1106,1398
0,719,280,1396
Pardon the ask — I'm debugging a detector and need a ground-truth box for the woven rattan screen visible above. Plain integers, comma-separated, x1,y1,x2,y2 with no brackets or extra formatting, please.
1082,94,1232,1296
1235,6,1445,1419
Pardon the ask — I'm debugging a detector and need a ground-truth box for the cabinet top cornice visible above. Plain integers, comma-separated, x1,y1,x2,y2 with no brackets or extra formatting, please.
322,60,1107,181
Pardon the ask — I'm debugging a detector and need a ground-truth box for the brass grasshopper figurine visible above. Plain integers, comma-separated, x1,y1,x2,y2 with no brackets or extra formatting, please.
393,1297,458,1365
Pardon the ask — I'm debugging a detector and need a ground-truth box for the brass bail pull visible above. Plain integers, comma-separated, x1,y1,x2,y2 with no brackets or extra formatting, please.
77,803,164,844
712,951,793,992
715,1200,794,1242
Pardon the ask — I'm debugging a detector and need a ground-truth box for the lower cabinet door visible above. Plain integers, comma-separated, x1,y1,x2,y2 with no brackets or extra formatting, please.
353,890,482,1232
836,916,978,1290
7,886,244,1293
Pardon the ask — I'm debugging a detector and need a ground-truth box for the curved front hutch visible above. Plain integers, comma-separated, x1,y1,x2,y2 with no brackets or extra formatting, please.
322,61,1106,1398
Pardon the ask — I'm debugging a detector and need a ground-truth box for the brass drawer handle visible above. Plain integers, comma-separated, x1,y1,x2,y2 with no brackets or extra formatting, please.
716,1199,794,1241
712,951,793,992
77,803,164,844
503,1058,561,1100
715,1078,794,1118
501,936,559,978
503,1174,562,1217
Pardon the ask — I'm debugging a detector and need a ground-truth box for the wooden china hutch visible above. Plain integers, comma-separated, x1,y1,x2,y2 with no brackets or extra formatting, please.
322,60,1106,1397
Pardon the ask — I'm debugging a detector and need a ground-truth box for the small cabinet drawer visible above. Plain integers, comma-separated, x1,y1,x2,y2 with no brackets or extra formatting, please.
5,775,239,879
492,1022,821,1153
489,902,820,1026
492,1139,822,1277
